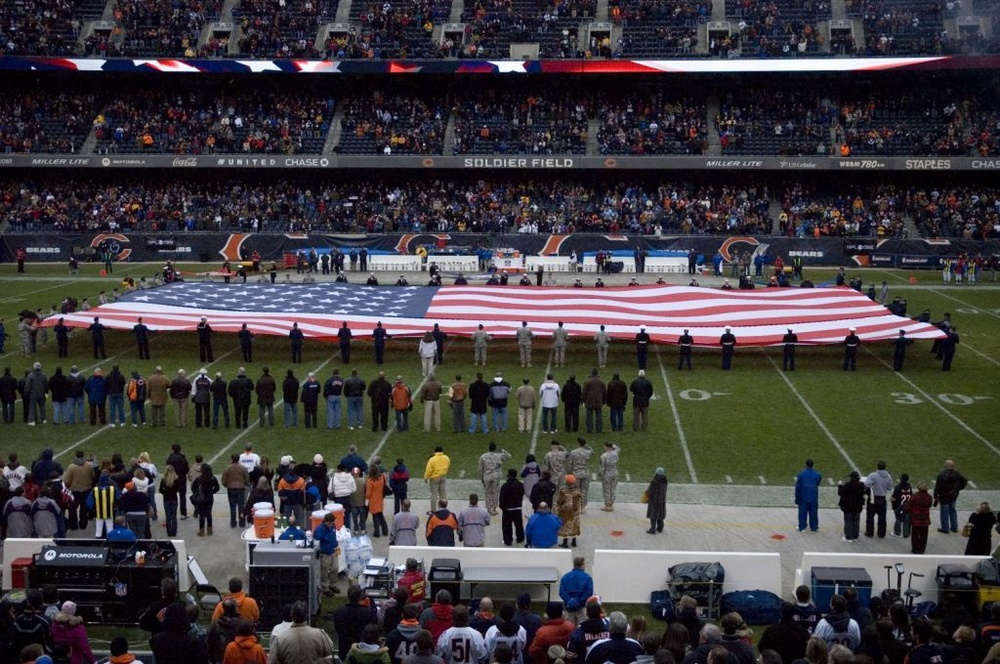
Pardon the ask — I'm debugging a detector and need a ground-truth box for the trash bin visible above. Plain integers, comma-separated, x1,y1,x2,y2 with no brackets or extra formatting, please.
429,558,462,602
810,567,872,612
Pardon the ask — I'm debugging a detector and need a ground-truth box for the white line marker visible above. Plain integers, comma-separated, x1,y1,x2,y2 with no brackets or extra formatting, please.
929,288,1000,320
758,476,767,485
726,475,733,484
762,349,860,472
968,480,978,489
654,345,698,483
529,348,555,455
866,347,1000,458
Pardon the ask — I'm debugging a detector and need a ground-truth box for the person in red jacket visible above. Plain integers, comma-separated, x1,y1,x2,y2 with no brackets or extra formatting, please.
529,602,574,664
419,589,455,642
907,480,934,554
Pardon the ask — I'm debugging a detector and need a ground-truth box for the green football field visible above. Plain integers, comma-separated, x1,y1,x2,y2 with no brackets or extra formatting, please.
1,262,997,497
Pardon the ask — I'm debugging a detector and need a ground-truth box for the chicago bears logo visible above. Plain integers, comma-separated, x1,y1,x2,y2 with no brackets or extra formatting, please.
90,233,131,261
717,236,760,263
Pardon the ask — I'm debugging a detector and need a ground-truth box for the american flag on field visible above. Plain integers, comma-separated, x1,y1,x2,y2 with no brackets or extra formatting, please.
50,282,945,346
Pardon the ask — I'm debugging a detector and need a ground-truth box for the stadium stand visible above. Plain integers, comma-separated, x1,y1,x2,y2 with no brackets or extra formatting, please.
91,87,334,155
337,92,448,155
452,88,590,155
596,91,708,155
0,92,100,154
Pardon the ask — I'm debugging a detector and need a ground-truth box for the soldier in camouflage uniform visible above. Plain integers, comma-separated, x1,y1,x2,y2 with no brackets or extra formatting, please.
543,440,569,491
552,322,569,368
478,441,511,515
594,324,610,368
599,441,621,512
567,437,594,512
516,321,534,367
472,324,491,366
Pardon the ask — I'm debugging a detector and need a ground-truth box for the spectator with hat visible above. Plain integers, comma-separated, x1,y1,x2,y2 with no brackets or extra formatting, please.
644,468,668,534
843,327,861,371
568,597,609,661
420,590,455,642
50,600,94,664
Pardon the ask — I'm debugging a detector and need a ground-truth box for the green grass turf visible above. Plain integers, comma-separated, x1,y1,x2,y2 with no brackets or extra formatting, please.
1,262,998,495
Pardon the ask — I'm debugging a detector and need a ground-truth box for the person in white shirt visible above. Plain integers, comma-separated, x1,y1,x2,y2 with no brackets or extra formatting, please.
438,605,489,664
239,443,261,474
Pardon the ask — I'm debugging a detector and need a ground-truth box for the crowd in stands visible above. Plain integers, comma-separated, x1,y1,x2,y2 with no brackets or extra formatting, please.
4,174,1000,238
722,0,828,57
609,0,708,58
905,186,1000,239
7,82,999,158
336,0,449,59
716,89,833,157
779,183,908,238
90,88,334,154
597,93,708,155
0,176,781,235
0,0,81,57
338,92,448,155
113,0,220,56
0,93,99,154
234,0,332,57
835,89,975,157
452,91,590,155
850,0,949,56
2,0,1000,58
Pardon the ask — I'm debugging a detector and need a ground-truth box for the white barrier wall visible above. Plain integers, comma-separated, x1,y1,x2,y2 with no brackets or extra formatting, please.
592,550,782,603
525,256,579,273
2,538,190,591
645,258,690,273
798,552,981,602
368,255,423,271
427,257,480,273
386,548,780,605
387,545,573,572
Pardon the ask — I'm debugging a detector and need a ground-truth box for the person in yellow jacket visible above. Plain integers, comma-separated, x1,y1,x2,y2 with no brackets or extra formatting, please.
424,446,450,513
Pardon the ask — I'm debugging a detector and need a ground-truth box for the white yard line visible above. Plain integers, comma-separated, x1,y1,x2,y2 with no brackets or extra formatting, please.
863,347,1000,458
762,350,860,472
528,348,555,455
654,345,697,483
929,288,1000,320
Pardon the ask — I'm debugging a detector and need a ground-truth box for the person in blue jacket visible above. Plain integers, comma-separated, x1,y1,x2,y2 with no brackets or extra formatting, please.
84,367,108,426
559,556,594,624
524,502,561,549
795,459,822,532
